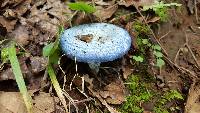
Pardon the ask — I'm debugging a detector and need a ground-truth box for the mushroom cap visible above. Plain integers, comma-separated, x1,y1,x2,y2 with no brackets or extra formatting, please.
60,23,132,63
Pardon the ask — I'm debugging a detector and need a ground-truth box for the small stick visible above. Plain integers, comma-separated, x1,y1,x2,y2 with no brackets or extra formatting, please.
159,31,171,41
184,32,200,69
194,0,199,24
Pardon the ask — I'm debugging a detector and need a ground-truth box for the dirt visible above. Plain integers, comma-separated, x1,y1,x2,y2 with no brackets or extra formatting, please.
0,0,200,113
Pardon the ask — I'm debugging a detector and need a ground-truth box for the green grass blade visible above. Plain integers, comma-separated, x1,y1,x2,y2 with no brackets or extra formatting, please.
7,43,33,113
47,64,68,112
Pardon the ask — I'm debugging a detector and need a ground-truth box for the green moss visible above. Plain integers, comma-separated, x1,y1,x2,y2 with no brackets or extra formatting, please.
120,75,154,113
120,75,184,113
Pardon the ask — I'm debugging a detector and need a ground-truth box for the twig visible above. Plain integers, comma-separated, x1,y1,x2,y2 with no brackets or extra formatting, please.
62,90,79,113
184,32,200,69
159,31,171,41
174,47,181,63
194,0,199,24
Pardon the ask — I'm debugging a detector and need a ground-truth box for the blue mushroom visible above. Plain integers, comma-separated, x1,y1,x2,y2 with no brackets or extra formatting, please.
60,23,131,62
60,23,132,73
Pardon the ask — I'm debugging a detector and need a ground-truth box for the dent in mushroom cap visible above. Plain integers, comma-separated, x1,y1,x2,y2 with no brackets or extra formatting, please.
60,23,132,63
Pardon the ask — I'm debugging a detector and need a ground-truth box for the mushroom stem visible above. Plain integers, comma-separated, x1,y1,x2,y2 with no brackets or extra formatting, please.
88,62,101,75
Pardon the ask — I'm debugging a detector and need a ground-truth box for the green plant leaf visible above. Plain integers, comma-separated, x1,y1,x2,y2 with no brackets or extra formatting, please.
43,43,54,57
152,45,161,51
153,51,163,58
7,42,33,113
43,26,63,64
142,39,149,45
156,58,165,68
133,56,144,62
68,2,96,13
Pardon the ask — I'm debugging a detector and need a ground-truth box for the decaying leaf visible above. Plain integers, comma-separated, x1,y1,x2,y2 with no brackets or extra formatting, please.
0,57,29,81
94,4,118,21
83,75,120,113
185,82,200,113
32,92,60,113
0,92,27,113
1,0,24,8
99,80,126,104
30,56,48,74
0,92,60,113
22,0,71,34
94,0,115,6
118,0,155,7
0,16,17,32
10,25,30,46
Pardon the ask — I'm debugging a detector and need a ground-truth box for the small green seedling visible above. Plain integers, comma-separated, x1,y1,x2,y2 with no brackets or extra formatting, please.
132,55,144,63
151,44,165,68
43,26,69,112
68,2,96,13
143,1,182,22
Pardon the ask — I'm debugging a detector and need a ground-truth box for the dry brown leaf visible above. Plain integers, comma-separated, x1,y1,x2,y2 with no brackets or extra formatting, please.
0,92,59,113
185,82,200,113
94,4,118,21
94,0,115,6
0,92,27,113
99,80,125,104
32,92,59,113
83,75,120,113
146,16,160,23
118,0,155,7
0,68,16,81
0,57,29,81
30,56,48,74
1,0,24,7
10,25,30,46
21,0,71,34
122,65,133,79
0,16,17,32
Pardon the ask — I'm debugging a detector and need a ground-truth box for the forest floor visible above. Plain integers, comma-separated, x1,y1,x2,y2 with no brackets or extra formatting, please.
0,0,200,113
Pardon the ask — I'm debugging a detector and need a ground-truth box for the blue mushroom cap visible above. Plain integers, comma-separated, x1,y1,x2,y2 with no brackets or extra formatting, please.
60,23,132,63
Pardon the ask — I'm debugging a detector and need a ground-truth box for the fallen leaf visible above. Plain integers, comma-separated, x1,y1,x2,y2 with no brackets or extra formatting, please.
32,92,60,113
0,91,60,113
122,65,133,79
22,0,71,34
0,92,27,113
118,0,155,7
185,82,200,113
83,75,120,113
99,80,125,104
94,0,115,6
0,57,29,81
30,56,48,74
1,0,23,7
10,25,30,46
146,16,160,23
0,16,17,32
94,4,118,21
